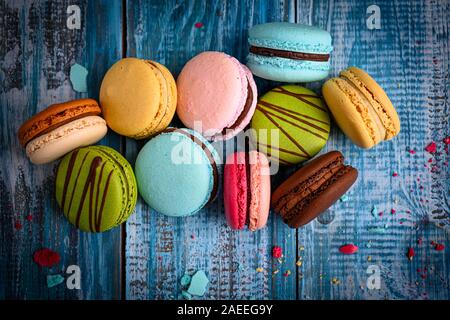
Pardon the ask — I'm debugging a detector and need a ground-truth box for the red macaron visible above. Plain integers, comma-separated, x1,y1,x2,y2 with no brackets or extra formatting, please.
223,151,271,231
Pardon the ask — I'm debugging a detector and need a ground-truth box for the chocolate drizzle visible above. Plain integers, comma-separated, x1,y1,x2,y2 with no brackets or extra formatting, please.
59,150,113,232
250,46,330,62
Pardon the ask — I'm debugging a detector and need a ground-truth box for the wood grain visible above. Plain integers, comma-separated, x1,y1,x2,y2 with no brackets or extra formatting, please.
0,0,448,300
0,0,123,299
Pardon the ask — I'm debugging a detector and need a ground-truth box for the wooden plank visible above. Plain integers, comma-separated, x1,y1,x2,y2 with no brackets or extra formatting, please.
296,0,449,300
0,0,123,299
125,0,298,300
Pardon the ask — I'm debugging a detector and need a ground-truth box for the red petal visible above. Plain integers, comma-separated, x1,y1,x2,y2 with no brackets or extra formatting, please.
339,244,358,254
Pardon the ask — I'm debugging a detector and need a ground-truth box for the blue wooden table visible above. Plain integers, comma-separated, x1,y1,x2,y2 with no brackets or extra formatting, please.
0,0,449,300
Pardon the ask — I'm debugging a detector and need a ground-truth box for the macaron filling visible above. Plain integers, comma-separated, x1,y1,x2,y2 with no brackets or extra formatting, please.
249,46,330,62
18,100,101,147
273,155,348,224
220,80,254,134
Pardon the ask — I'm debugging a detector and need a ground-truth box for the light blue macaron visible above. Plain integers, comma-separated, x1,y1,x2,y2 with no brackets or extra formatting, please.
247,22,333,82
135,128,220,217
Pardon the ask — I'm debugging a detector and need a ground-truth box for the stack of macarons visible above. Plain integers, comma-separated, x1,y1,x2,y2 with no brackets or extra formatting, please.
17,20,401,233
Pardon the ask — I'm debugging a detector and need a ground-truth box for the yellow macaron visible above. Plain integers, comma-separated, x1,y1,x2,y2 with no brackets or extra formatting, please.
322,67,400,148
99,58,177,139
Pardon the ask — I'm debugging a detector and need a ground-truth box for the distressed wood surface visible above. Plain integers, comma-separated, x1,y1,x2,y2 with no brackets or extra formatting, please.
0,0,123,299
1,0,449,300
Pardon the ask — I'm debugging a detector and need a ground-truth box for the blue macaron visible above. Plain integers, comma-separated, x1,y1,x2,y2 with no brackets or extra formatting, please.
135,128,220,217
247,22,333,82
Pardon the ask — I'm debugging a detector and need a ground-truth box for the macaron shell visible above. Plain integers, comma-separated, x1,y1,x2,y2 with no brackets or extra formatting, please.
247,57,330,82
215,65,258,141
223,152,247,230
26,116,107,164
18,98,100,147
135,128,218,217
100,58,163,138
56,146,137,232
322,78,378,148
248,151,270,231
342,67,400,139
288,166,358,228
251,85,330,165
177,51,248,138
248,22,333,54
145,61,177,136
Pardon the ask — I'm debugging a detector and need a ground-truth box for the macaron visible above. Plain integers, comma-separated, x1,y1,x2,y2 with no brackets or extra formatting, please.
17,99,107,164
223,151,271,231
176,51,257,141
55,146,137,232
135,128,220,217
99,58,177,139
322,67,401,148
250,85,330,165
272,151,358,228
247,22,333,82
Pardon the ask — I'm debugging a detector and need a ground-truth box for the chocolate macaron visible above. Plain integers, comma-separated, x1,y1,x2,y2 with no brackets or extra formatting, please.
271,151,358,228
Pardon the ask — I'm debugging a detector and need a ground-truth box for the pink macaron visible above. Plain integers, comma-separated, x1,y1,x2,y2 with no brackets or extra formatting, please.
176,51,257,141
223,151,271,231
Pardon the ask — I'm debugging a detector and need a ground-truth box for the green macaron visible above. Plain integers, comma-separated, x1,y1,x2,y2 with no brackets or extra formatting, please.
55,146,137,232
251,85,330,165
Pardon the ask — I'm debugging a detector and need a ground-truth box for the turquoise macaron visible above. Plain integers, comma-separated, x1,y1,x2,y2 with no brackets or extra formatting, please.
135,128,220,217
246,22,333,82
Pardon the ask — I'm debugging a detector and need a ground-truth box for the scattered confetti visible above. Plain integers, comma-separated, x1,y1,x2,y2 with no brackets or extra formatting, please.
25,214,33,222
187,270,209,296
407,247,415,261
391,208,396,215
378,211,383,217
190,234,195,240
47,274,64,288
272,246,283,259
272,269,279,275
367,256,372,262
408,149,416,154
180,274,192,287
392,172,398,177
194,22,204,28
417,238,423,245
283,270,291,277
256,267,264,273
14,221,22,230
339,244,358,255
425,142,437,154
443,137,450,145
340,194,349,202
69,63,88,93
33,248,60,267
296,260,302,267
299,246,305,251
434,243,445,251
331,277,341,285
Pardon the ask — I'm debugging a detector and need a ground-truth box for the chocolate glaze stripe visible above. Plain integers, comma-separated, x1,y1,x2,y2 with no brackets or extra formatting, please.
163,128,219,204
250,46,330,62
60,149,79,210
91,161,106,232
94,149,132,224
257,141,306,158
96,171,113,231
272,87,327,113
258,102,329,136
257,107,328,141
256,108,310,158
259,100,329,125
66,151,90,215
